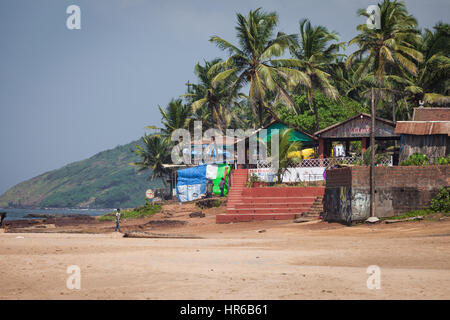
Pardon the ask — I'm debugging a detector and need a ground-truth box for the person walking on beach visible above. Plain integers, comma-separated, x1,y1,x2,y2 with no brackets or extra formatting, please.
115,209,121,232
0,212,6,228
219,177,225,197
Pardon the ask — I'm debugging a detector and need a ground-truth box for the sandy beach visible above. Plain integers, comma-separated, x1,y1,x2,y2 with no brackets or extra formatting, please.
1,204,450,300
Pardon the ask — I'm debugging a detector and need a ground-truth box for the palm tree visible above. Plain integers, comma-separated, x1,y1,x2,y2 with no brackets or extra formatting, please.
332,58,372,104
158,98,192,138
267,129,302,183
131,133,172,187
285,19,346,130
346,0,423,107
210,8,309,128
183,59,236,132
402,23,450,106
229,97,254,130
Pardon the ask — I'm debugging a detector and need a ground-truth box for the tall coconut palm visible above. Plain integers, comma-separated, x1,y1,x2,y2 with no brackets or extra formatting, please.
402,23,450,106
158,98,192,138
131,133,172,186
209,8,309,128
346,0,423,107
183,59,236,132
283,19,346,130
332,58,373,104
367,23,450,119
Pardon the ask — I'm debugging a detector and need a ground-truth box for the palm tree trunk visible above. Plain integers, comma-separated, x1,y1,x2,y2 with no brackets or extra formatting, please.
306,89,320,131
376,83,382,117
306,89,314,112
258,102,264,128
391,95,396,123
249,78,259,129
404,97,411,120
212,104,223,133
312,93,320,132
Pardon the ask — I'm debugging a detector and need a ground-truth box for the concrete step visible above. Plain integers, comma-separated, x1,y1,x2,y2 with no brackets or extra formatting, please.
232,202,314,209
306,196,323,216
226,207,311,214
216,213,299,223
241,187,325,197
228,196,317,203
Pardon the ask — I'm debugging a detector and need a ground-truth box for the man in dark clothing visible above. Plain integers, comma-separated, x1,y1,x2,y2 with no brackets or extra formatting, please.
0,212,6,227
205,180,213,198
219,178,225,197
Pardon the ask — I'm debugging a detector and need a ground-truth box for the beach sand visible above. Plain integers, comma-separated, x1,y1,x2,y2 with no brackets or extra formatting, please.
1,205,450,299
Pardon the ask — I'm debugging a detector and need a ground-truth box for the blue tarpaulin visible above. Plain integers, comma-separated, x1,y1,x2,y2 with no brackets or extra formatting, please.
176,165,208,202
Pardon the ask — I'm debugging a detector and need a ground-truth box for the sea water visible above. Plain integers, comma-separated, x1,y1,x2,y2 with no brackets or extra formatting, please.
0,208,112,221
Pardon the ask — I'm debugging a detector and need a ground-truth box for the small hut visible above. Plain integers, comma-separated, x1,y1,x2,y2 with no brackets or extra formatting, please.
395,108,450,162
314,113,400,158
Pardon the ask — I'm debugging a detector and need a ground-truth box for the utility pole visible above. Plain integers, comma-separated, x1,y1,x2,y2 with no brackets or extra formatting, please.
370,87,376,217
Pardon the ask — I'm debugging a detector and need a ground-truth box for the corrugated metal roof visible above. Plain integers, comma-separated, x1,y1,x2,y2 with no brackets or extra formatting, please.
395,121,450,135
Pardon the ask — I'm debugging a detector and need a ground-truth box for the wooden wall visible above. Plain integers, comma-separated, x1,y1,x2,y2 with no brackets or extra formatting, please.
399,134,449,162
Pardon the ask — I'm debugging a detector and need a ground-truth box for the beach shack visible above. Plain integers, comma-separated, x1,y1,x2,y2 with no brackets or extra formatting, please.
235,120,317,167
395,107,450,161
314,113,400,159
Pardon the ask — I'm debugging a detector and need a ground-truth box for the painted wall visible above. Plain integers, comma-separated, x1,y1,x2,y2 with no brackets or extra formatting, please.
248,167,325,183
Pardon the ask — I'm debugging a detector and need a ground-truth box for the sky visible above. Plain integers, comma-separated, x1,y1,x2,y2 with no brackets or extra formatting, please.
0,0,448,195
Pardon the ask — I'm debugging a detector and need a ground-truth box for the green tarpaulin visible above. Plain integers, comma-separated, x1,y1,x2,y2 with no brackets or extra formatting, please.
212,164,231,196
263,122,315,146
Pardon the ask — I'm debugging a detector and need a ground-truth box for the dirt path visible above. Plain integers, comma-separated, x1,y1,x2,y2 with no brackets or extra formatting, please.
1,215,450,299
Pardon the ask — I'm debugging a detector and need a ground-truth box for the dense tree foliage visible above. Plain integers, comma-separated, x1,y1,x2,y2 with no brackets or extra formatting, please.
278,91,369,133
149,1,448,138
134,0,448,181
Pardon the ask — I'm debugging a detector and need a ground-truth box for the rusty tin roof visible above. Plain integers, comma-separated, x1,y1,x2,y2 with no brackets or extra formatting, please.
395,121,450,136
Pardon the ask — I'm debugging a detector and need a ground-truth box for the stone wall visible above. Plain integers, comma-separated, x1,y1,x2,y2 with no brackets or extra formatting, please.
324,166,450,224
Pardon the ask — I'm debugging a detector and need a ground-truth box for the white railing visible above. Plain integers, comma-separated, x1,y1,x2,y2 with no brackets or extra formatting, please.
256,156,393,168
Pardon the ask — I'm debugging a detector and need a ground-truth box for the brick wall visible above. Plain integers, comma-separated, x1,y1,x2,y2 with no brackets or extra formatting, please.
324,165,449,223
347,166,450,189
325,167,352,187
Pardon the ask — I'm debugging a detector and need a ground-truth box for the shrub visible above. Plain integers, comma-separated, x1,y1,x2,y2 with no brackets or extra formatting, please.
430,187,450,213
247,173,262,187
433,156,450,165
353,145,391,166
98,203,162,221
401,153,429,166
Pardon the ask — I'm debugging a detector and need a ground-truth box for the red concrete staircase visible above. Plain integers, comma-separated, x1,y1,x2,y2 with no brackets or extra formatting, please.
216,169,325,223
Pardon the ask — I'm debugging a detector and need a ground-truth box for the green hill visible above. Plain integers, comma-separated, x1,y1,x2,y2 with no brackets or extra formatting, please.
0,140,165,209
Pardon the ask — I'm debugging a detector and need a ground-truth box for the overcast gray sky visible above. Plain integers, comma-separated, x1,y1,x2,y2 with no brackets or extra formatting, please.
0,0,448,195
